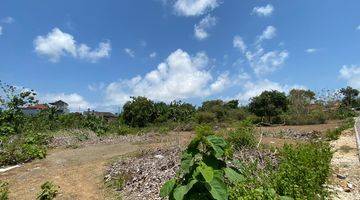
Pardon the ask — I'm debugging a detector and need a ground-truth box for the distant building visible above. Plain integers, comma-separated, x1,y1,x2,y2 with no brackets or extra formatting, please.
49,100,69,114
83,109,117,121
22,104,48,116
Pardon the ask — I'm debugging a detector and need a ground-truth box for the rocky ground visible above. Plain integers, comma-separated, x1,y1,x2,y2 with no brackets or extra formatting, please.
330,128,360,199
105,146,278,200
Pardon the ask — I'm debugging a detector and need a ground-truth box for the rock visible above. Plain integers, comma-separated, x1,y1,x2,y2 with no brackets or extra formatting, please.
154,155,164,159
337,174,347,180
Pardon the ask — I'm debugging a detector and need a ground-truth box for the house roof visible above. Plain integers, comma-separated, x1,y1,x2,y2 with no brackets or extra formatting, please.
24,104,48,110
49,100,68,106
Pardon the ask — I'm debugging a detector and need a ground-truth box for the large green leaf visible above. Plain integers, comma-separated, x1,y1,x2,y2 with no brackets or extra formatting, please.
198,162,214,183
223,167,245,183
160,179,176,197
180,152,193,174
206,135,227,158
207,170,228,200
173,179,198,200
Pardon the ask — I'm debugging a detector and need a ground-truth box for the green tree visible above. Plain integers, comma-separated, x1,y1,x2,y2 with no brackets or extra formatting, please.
225,100,239,109
122,96,156,127
249,90,288,123
168,100,196,122
339,86,359,108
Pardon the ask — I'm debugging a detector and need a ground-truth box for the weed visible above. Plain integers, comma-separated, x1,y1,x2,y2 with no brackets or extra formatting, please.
272,142,332,199
0,181,9,200
36,181,59,200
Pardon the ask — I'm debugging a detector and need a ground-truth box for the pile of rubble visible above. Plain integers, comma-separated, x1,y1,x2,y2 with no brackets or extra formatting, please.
105,146,279,200
105,147,181,200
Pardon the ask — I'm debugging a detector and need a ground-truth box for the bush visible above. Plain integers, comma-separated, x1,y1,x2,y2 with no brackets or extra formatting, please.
37,181,59,200
284,109,326,125
326,118,355,140
227,119,257,149
82,115,109,136
195,111,217,124
0,131,48,166
0,181,9,200
272,142,333,199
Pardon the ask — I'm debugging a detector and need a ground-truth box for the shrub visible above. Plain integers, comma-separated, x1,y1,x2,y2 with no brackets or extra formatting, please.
227,119,257,149
272,142,332,199
0,131,48,166
284,109,326,125
326,118,355,140
195,111,217,124
160,126,244,200
0,181,9,200
82,115,109,136
36,181,59,200
116,125,136,135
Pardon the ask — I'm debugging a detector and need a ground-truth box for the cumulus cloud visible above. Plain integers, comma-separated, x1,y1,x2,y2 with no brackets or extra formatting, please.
258,26,276,42
339,65,360,88
305,48,318,53
104,49,228,106
42,93,91,111
34,28,111,62
1,17,14,24
194,15,217,40
174,0,219,16
235,79,305,103
124,48,135,58
252,4,274,17
233,36,247,53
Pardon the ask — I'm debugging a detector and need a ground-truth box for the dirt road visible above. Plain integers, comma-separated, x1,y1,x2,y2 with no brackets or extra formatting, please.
1,143,138,199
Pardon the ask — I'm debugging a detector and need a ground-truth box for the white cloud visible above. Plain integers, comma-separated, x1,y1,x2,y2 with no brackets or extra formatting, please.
78,42,111,62
233,36,247,53
124,48,135,58
252,4,274,17
88,82,105,92
104,49,228,106
258,26,276,42
0,26,2,36
42,93,91,111
210,72,230,93
233,26,289,76
149,52,157,58
34,28,111,62
1,17,14,24
247,50,289,76
174,0,219,16
339,65,360,89
194,15,217,40
235,79,305,103
305,48,318,53
356,25,360,30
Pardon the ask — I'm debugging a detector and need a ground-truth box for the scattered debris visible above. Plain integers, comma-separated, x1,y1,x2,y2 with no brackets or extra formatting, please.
0,164,21,173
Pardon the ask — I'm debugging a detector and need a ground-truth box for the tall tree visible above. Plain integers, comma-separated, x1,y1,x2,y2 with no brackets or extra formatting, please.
339,86,359,108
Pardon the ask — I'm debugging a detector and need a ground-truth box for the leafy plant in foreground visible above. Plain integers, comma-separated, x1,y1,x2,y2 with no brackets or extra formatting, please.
36,181,59,200
160,126,244,200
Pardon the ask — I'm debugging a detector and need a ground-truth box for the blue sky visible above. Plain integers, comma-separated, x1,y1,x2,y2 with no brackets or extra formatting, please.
1,0,360,112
